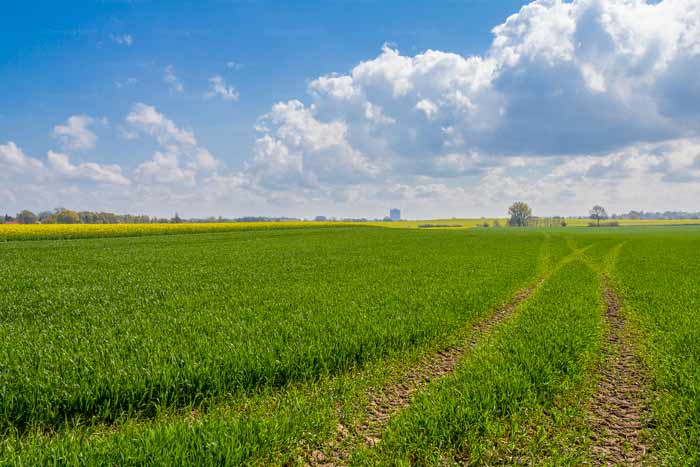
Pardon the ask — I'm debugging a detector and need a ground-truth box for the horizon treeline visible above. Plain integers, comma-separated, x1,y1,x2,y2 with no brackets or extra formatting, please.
1,209,307,225
3,208,700,225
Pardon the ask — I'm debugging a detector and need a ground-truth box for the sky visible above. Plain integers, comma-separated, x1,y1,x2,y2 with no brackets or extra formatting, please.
1,0,699,219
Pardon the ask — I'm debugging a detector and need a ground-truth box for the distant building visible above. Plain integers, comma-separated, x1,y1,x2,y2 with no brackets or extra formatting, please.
389,208,401,221
314,216,327,222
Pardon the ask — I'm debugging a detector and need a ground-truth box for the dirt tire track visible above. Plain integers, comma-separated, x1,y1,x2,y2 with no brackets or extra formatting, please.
588,282,650,466
307,279,543,466
307,241,601,466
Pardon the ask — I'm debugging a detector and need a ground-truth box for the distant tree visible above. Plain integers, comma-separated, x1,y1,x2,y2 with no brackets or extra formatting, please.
37,211,54,223
508,202,532,227
172,212,182,223
16,210,38,224
590,205,608,226
55,210,80,224
78,211,97,224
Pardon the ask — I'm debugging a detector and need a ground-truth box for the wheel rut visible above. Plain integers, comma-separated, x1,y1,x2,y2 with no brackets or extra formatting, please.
307,278,543,466
588,281,650,466
307,241,594,467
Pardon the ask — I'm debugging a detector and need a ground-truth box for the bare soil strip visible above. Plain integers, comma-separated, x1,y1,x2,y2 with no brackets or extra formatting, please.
308,279,543,466
588,283,650,466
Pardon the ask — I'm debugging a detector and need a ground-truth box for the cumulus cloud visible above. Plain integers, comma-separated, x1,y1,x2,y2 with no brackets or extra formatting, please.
0,141,44,174
240,0,700,213
206,75,239,101
47,150,130,185
126,103,196,146
164,65,184,93
126,103,221,187
134,152,196,186
52,115,97,151
0,142,132,215
248,100,383,190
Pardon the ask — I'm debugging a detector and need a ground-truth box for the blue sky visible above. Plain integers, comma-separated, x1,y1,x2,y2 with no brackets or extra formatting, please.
2,0,699,218
1,1,530,167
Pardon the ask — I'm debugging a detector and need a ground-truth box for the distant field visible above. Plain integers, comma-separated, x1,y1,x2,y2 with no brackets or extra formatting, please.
563,218,700,227
0,221,363,241
368,218,500,229
2,225,700,465
2,217,699,242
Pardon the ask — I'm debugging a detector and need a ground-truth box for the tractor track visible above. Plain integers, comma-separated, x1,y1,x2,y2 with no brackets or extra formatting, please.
306,240,595,467
588,282,650,466
306,279,543,466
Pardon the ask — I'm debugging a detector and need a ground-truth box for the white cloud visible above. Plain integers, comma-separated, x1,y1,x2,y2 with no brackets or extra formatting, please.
242,0,700,212
126,103,221,185
164,65,184,93
52,115,97,151
194,148,220,171
126,103,196,146
226,61,242,70
134,152,196,186
248,100,382,190
415,99,439,120
206,75,239,101
111,34,133,46
47,150,130,185
0,141,44,173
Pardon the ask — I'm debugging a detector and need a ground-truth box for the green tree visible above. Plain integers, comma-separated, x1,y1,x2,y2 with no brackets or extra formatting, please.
508,202,532,227
16,210,38,224
38,211,54,223
55,210,80,224
590,205,608,226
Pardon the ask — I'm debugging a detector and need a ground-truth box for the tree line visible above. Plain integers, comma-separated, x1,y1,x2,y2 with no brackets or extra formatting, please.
2,209,306,225
5,209,160,225
1,203,623,226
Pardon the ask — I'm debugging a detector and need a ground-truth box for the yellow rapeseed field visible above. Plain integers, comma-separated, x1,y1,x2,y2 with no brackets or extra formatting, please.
0,222,358,241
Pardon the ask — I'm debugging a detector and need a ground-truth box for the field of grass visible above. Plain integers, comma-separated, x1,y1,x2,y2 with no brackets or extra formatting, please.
1,224,699,465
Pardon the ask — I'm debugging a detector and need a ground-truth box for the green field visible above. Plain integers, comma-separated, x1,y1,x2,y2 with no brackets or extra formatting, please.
1,225,699,465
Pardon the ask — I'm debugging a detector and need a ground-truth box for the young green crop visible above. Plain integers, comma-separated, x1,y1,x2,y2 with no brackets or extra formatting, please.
613,230,700,464
4,225,699,465
370,258,604,465
0,227,543,434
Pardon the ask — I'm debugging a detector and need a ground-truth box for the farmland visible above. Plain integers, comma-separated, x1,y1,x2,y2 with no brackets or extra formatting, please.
1,224,699,465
